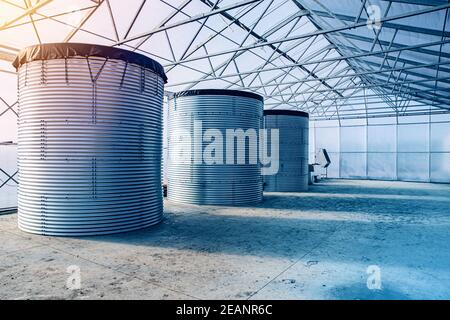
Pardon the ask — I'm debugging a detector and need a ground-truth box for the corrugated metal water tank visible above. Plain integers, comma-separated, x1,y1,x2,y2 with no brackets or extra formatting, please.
167,89,264,205
13,43,167,236
263,110,309,192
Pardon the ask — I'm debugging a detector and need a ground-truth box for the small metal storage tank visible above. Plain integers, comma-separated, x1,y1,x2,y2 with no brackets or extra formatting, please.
13,43,167,236
263,110,309,192
167,89,263,205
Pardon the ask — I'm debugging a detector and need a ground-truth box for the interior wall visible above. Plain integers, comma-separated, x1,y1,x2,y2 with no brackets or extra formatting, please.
0,67,18,211
3,91,450,210
310,114,450,183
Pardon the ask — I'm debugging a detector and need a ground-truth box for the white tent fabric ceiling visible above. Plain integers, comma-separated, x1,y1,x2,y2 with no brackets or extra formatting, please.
0,0,449,120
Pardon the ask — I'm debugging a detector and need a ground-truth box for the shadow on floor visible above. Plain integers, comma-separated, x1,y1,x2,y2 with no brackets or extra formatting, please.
71,211,338,258
57,205,450,270
328,283,411,300
36,179,450,261
308,179,450,197
253,193,449,217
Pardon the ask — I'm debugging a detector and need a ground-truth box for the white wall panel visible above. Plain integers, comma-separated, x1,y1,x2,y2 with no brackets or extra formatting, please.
398,115,430,124
315,151,340,178
340,153,367,178
0,72,18,210
340,126,366,152
326,152,340,178
309,125,315,156
368,125,396,152
0,73,18,142
398,153,430,182
431,114,450,122
312,116,450,183
0,145,17,210
368,153,397,180
368,117,397,125
431,122,450,152
430,153,450,183
315,127,340,152
398,124,429,152
339,118,367,126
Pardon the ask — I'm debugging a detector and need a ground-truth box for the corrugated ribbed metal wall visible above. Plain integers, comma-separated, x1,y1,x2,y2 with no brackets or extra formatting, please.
167,93,263,205
264,112,309,192
17,57,164,236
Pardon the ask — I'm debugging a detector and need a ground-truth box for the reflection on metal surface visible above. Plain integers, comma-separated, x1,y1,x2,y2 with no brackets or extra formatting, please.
167,90,263,205
263,111,309,192
17,45,165,236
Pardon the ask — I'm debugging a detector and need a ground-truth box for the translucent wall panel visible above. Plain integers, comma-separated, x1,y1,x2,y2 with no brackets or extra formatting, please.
430,122,450,183
398,153,430,182
430,153,450,183
326,152,340,178
0,145,17,210
314,152,340,178
431,122,450,152
312,115,450,184
368,125,396,152
163,101,169,185
398,115,430,124
309,126,315,156
309,152,315,165
340,118,367,126
398,124,429,152
340,126,366,152
0,72,18,210
314,120,339,127
315,127,339,152
340,153,367,178
368,117,397,125
368,153,396,180
0,73,18,142
431,114,450,122
0,112,17,142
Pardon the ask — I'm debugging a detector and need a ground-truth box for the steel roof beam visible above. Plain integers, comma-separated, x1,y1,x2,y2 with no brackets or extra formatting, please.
172,59,450,89
336,32,450,59
198,0,344,97
162,2,450,66
382,0,449,6
0,0,53,30
114,0,260,46
311,9,450,38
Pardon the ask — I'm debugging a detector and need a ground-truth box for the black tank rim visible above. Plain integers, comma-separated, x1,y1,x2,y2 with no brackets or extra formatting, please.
13,43,167,83
264,109,309,118
173,89,264,102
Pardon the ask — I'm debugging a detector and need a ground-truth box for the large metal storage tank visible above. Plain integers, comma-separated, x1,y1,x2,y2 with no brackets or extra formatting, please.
167,89,263,205
263,110,309,192
13,43,167,236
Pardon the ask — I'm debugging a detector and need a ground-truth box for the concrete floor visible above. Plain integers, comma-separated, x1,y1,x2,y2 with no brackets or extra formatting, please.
1,179,450,300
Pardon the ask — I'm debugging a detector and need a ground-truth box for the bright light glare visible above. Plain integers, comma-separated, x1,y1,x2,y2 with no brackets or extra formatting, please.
0,3,17,27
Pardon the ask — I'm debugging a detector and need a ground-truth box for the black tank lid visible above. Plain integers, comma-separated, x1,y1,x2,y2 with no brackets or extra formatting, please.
173,89,264,103
12,43,167,83
264,109,309,118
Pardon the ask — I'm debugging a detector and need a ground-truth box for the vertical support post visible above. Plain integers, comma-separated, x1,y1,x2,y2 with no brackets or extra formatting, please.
365,123,369,179
395,113,399,181
338,121,342,179
428,107,432,183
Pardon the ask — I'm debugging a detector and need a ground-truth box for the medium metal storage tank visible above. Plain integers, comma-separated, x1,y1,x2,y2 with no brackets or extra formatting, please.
167,89,263,205
263,110,309,192
13,43,167,236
